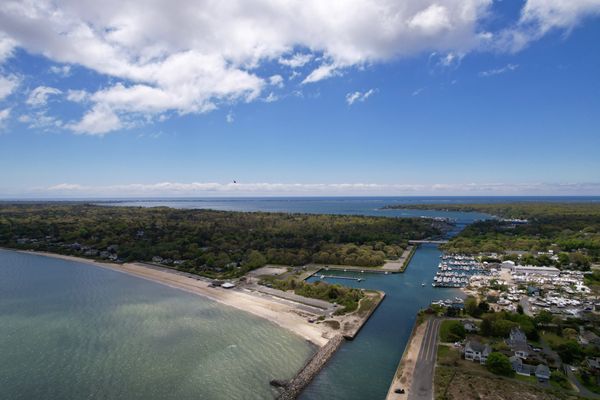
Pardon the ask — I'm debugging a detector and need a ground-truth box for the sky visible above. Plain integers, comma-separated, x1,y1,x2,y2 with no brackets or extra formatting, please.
0,0,599,198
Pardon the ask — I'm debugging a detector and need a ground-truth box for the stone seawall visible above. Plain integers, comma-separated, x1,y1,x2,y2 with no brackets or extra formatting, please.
276,334,345,400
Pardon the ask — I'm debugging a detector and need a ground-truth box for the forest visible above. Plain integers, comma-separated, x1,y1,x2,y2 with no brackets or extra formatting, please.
0,203,439,277
384,202,600,267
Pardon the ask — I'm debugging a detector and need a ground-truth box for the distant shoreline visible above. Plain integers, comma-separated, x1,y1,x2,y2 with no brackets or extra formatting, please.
1,247,331,347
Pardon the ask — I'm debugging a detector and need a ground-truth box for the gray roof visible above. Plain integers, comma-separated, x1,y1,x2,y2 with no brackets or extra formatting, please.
535,364,550,378
466,340,491,354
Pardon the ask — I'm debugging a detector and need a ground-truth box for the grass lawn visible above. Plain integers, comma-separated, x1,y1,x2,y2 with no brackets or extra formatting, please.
515,374,538,384
439,320,464,343
541,332,569,349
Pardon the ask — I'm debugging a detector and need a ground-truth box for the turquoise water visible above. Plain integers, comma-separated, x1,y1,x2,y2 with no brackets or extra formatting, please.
0,250,313,400
301,244,457,399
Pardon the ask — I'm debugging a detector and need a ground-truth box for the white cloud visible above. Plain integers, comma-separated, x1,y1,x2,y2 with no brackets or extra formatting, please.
26,86,62,106
264,92,278,103
479,63,518,77
0,0,598,134
269,74,284,88
346,89,376,105
302,63,341,84
278,53,313,68
18,110,63,130
0,74,20,100
412,87,425,96
408,4,452,35
66,105,122,135
33,181,600,197
49,65,71,76
225,110,234,123
498,0,600,51
66,89,89,102
0,34,16,63
0,108,10,123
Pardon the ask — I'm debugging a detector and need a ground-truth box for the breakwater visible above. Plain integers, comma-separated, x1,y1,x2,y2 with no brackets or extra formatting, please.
275,335,345,400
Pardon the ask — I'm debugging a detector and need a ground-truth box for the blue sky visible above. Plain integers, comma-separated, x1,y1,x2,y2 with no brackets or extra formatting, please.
0,0,599,197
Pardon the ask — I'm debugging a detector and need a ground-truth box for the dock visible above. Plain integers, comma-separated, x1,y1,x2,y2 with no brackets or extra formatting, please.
317,275,365,281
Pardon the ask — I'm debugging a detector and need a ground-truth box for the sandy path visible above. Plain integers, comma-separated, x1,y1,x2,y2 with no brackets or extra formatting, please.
386,319,428,400
5,249,330,346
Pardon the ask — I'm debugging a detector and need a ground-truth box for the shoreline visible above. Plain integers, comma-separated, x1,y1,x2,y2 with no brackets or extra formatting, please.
385,316,427,399
2,248,331,347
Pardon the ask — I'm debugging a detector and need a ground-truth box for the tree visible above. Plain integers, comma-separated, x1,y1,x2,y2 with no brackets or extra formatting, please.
465,296,479,317
245,250,266,269
517,304,524,314
486,352,513,376
535,310,553,325
557,341,583,364
477,301,490,314
480,316,493,337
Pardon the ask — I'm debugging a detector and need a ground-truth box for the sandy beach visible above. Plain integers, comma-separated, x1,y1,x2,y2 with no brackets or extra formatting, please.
6,249,331,346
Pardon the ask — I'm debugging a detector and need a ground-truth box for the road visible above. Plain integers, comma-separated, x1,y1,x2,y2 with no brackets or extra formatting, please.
409,318,441,400
564,365,600,399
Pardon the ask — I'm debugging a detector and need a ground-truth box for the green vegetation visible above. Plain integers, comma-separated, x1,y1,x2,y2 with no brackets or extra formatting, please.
440,320,466,343
264,277,364,314
485,352,514,376
0,203,439,278
550,371,572,391
385,202,600,267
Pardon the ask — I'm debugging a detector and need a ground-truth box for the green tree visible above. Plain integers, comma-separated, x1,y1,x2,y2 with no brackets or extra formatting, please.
557,341,583,364
486,352,514,376
517,304,524,314
465,296,478,317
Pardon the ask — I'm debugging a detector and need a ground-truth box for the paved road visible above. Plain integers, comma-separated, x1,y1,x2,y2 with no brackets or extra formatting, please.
409,319,441,400
564,365,600,399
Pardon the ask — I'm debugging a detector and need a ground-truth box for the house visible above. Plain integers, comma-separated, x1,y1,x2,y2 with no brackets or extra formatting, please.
585,357,600,373
535,364,551,382
464,340,492,364
507,327,527,345
506,327,530,358
462,320,478,333
579,330,600,347
509,356,535,376
511,342,530,359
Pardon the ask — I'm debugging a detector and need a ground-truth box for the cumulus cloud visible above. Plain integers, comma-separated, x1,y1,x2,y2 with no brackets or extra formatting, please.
33,181,600,197
346,89,376,105
278,53,313,68
269,74,284,88
66,89,89,102
66,105,122,135
49,65,71,76
0,74,19,100
498,0,600,51
0,108,10,124
26,86,62,106
302,63,341,84
18,110,63,130
0,0,598,134
479,63,518,77
0,34,15,62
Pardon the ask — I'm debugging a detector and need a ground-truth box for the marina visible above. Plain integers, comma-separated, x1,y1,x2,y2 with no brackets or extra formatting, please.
432,254,491,288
